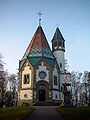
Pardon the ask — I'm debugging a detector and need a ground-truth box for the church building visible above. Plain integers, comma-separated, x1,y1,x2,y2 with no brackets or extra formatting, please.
17,16,65,106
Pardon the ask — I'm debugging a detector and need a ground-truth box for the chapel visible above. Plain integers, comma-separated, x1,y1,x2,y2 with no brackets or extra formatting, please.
17,15,65,106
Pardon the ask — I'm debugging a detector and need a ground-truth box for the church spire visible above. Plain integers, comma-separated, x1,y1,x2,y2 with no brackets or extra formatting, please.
37,10,42,26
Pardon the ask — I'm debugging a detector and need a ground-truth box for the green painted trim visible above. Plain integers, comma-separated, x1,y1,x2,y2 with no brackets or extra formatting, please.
45,58,55,68
28,57,41,66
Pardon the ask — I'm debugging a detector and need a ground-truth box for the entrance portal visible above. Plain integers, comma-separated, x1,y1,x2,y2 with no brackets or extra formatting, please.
36,81,49,102
39,89,45,101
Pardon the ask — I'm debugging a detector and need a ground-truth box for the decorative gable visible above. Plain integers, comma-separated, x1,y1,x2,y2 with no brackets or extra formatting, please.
36,62,49,83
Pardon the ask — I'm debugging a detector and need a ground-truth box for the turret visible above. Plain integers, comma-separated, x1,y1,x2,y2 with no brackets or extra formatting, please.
52,27,65,88
52,27,65,52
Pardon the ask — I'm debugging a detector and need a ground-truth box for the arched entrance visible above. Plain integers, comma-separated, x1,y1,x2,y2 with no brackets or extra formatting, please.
36,81,49,101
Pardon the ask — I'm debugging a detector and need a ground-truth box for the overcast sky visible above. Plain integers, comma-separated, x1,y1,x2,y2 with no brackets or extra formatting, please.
0,0,90,74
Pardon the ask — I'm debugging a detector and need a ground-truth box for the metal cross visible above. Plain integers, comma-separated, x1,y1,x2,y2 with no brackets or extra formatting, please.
38,10,42,26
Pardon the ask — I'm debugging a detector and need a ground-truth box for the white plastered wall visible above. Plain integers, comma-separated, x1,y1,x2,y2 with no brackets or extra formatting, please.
36,62,49,83
53,65,59,89
53,50,65,84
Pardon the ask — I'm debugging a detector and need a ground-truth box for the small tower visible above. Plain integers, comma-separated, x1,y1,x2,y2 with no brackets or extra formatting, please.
52,27,65,90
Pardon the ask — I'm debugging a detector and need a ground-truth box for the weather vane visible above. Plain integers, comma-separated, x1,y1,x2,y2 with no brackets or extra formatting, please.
38,10,42,26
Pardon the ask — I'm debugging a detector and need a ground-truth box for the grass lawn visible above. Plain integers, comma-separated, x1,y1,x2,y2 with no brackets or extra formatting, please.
57,106,90,120
0,106,33,120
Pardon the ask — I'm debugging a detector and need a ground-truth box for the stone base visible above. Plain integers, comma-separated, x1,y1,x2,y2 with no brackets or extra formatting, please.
17,99,33,107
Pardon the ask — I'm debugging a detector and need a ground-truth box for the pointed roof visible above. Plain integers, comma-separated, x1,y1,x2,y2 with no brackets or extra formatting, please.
22,26,54,60
52,27,64,40
19,26,55,69
30,26,50,50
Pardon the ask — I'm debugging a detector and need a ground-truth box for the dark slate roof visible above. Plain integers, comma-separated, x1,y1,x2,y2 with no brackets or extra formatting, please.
52,27,64,40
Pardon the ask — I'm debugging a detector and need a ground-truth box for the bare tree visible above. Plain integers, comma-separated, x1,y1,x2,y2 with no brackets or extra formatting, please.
82,71,88,104
8,74,18,106
71,71,82,106
0,53,7,107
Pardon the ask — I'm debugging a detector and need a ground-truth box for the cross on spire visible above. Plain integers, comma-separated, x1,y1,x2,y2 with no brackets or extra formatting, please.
38,10,42,26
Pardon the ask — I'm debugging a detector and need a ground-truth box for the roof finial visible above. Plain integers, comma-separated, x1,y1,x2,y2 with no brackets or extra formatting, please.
38,10,42,26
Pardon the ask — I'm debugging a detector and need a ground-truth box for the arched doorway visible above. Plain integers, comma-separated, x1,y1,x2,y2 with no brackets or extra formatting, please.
39,89,45,101
36,81,49,101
